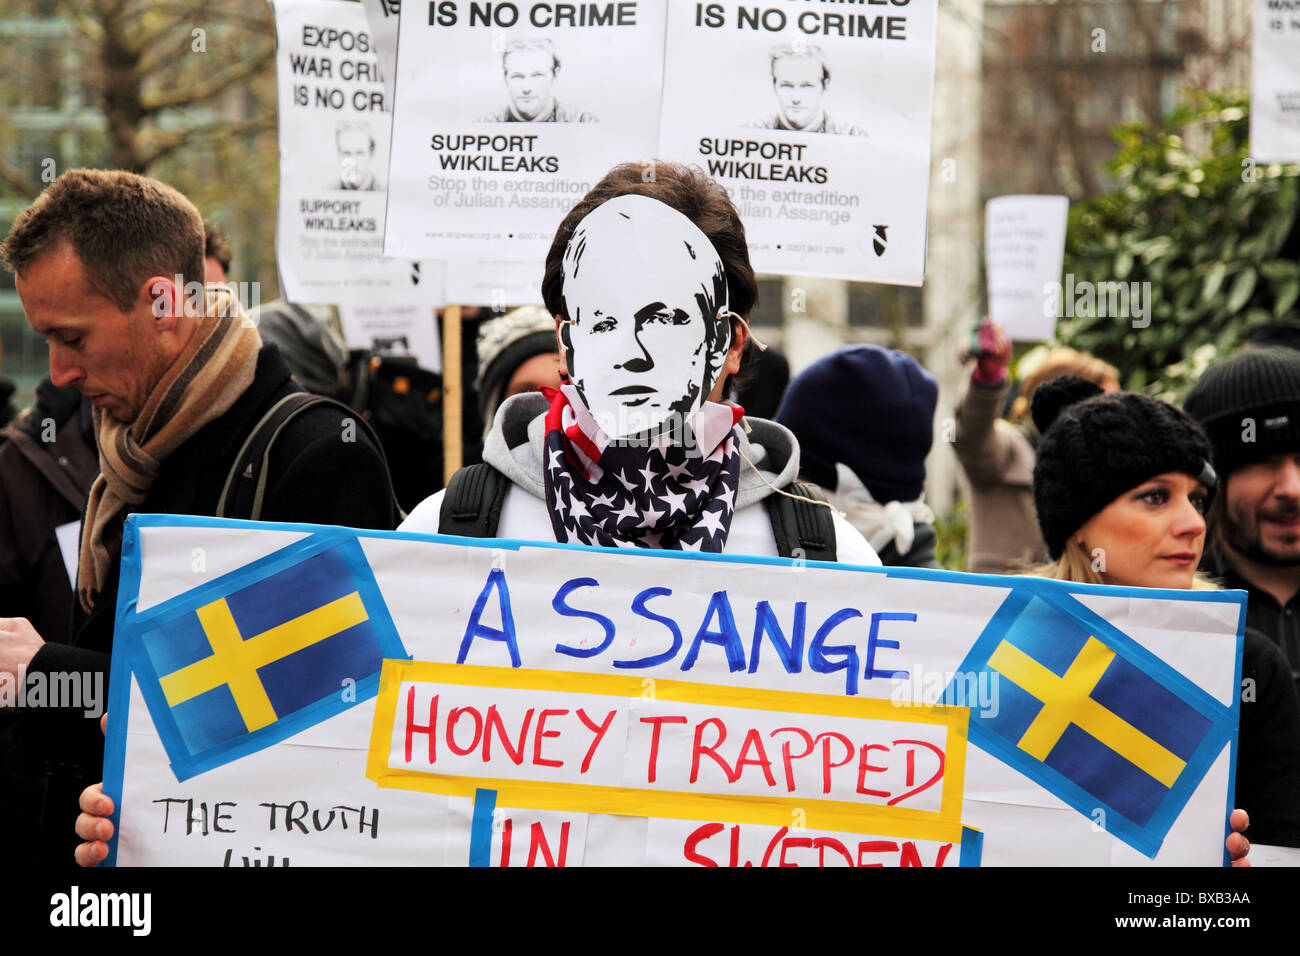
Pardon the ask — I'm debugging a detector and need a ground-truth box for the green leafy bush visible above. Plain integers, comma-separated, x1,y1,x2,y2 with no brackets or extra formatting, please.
1059,90,1300,401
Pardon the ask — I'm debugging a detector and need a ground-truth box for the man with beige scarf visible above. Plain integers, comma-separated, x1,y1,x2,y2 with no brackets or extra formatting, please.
0,169,397,861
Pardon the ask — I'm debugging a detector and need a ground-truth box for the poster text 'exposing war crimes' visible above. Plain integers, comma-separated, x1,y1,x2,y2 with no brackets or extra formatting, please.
274,0,438,305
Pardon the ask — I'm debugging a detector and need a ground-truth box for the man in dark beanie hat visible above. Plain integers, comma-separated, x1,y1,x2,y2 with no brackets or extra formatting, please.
775,345,941,568
1185,346,1300,694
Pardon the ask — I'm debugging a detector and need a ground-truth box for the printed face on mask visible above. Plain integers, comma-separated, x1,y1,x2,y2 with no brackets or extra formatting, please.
560,194,730,440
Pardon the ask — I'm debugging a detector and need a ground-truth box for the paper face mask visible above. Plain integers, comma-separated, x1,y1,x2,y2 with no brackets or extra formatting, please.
559,193,732,441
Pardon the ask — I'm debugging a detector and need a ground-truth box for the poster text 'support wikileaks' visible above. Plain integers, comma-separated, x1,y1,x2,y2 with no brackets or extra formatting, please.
273,0,437,305
658,0,938,283
383,0,666,261
102,517,1243,866
1251,0,1300,162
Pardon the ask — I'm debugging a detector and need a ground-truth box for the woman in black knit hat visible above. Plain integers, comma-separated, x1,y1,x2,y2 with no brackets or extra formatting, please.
1031,376,1300,858
1032,377,1218,588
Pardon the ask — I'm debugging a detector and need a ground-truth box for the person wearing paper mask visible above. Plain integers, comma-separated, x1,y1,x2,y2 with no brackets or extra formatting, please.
1030,376,1300,856
400,162,878,564
776,346,941,569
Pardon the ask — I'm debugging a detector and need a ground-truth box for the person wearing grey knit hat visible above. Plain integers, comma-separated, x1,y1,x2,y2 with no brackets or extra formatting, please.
474,305,564,440
1184,346,1300,696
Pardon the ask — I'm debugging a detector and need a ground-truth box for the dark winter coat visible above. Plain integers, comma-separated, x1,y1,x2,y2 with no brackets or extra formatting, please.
18,343,397,861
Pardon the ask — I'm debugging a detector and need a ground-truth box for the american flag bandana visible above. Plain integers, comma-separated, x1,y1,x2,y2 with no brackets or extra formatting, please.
542,384,743,551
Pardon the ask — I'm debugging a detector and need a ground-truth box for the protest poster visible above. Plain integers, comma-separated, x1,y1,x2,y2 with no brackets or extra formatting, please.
272,0,437,305
100,515,1244,866
657,0,938,284
381,0,667,262
338,304,444,370
1250,0,1300,163
985,195,1069,342
443,260,545,309
359,0,401,105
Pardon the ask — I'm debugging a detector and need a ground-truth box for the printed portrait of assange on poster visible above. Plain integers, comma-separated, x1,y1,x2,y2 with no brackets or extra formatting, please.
383,0,666,262
658,0,939,284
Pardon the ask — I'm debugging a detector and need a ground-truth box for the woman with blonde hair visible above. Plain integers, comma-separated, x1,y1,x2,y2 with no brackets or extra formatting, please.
953,318,1119,574
1031,376,1300,859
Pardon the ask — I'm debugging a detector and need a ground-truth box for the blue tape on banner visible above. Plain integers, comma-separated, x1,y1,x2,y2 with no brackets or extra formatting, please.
119,527,409,782
959,826,983,867
948,587,1238,859
470,789,498,867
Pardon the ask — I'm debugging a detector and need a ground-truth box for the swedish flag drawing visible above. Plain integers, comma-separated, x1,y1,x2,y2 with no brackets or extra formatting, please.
129,536,407,781
949,589,1237,857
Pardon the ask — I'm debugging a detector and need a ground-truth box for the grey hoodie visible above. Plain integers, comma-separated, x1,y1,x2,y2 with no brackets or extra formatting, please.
483,391,802,509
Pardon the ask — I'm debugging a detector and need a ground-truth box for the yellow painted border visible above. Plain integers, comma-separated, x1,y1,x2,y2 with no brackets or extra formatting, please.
366,660,969,843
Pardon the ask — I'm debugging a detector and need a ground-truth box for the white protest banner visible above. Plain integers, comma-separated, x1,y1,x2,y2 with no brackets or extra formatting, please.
657,0,938,283
382,0,666,261
359,0,401,105
1251,0,1300,162
443,260,545,309
338,304,444,370
273,0,437,305
985,195,1069,342
102,515,1244,866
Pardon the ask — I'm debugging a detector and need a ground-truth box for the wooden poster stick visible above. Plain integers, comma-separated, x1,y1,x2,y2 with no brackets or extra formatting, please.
442,304,463,485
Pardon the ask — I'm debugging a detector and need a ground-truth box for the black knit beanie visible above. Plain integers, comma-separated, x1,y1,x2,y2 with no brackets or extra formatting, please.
1183,346,1300,479
1032,377,1217,561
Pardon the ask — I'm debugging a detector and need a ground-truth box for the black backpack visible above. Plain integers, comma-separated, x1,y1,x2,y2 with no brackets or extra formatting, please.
216,392,404,522
438,462,837,561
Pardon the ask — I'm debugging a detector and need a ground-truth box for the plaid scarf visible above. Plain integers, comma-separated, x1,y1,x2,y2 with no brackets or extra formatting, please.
542,384,743,551
78,288,261,611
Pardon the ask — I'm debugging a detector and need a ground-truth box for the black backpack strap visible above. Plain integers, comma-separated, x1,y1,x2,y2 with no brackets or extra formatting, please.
763,481,838,562
438,463,509,538
219,392,403,522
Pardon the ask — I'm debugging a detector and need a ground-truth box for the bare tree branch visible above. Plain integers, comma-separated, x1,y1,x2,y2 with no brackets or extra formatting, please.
137,24,204,74
135,116,276,170
0,162,42,200
141,45,273,113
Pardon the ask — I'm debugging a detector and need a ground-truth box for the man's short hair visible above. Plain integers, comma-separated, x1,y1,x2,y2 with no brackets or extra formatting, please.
335,120,375,152
204,219,232,274
502,37,560,74
542,162,760,387
0,168,205,313
769,43,830,86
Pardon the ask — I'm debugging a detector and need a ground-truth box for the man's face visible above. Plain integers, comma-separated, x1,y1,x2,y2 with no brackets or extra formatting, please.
772,56,826,130
337,129,374,188
204,256,226,285
561,197,727,439
504,351,563,401
1223,453,1300,566
504,50,556,120
15,243,171,424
